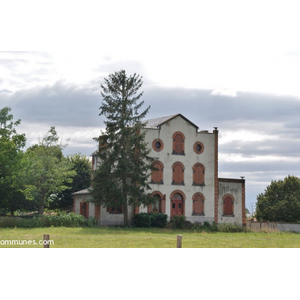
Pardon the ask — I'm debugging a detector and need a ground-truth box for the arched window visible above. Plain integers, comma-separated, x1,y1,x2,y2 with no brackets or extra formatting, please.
193,163,205,186
223,194,234,216
172,162,185,185
192,193,205,215
151,161,164,184
172,132,185,155
148,192,166,213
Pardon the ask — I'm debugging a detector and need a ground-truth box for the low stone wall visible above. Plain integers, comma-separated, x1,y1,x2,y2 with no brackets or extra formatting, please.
246,220,300,233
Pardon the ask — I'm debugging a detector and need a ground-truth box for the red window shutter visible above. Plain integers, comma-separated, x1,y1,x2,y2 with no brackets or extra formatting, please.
173,164,184,184
193,164,205,185
161,194,166,213
192,194,205,214
173,134,184,154
224,197,233,215
194,165,201,184
85,203,89,218
193,194,204,214
152,161,163,183
95,205,100,219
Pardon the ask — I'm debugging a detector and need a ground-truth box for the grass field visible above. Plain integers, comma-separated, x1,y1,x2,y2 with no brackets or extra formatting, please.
1,227,300,248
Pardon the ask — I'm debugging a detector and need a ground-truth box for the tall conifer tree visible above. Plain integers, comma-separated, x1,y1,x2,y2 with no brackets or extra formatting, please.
91,70,154,226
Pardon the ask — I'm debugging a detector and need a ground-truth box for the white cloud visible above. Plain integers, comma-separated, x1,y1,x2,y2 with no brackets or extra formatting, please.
219,130,278,144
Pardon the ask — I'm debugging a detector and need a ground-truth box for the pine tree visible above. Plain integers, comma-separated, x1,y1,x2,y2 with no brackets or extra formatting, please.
91,70,154,226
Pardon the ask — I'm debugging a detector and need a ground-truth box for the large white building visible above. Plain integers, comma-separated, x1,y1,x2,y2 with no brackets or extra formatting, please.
73,114,245,226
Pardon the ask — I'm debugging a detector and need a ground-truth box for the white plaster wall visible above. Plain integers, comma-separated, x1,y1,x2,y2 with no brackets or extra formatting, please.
74,194,86,214
143,115,216,222
74,193,135,225
89,202,95,218
99,205,134,226
74,194,95,217
218,181,244,225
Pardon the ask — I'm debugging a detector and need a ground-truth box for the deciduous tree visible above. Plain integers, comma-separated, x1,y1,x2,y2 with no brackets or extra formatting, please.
49,154,91,209
255,175,300,222
24,127,76,214
0,107,26,215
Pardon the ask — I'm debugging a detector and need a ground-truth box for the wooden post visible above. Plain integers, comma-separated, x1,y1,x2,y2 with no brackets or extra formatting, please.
177,235,182,248
43,234,50,248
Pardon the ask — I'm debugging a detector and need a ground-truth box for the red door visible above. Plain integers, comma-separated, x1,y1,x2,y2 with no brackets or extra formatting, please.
171,193,183,217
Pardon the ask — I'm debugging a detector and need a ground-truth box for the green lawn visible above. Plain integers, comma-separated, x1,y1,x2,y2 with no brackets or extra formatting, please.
1,227,300,248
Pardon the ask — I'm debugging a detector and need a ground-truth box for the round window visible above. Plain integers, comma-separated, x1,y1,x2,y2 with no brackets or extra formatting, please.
155,141,161,149
152,139,164,152
194,142,204,154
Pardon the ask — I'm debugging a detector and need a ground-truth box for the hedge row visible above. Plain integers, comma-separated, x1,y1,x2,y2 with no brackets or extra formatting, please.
132,213,168,228
168,215,248,232
0,213,97,228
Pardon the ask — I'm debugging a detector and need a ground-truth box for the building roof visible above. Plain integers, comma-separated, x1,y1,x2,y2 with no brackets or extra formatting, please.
72,187,91,195
144,113,199,130
90,114,200,156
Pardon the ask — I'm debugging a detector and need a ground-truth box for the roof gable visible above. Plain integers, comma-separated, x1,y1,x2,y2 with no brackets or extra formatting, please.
145,114,199,130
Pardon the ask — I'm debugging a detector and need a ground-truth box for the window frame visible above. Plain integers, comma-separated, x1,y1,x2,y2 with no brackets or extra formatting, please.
152,139,164,152
148,191,166,213
172,162,185,185
151,160,164,184
193,141,204,154
192,163,205,186
172,131,185,155
192,193,205,216
222,194,235,217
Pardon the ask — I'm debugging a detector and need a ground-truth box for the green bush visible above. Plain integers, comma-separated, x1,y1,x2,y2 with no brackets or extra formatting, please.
0,213,97,228
169,215,188,229
168,218,247,233
202,221,218,232
132,213,168,228
217,223,248,233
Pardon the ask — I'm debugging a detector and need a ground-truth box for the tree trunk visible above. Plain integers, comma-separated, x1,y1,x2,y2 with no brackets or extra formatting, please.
122,181,129,227
38,204,45,215
123,202,128,227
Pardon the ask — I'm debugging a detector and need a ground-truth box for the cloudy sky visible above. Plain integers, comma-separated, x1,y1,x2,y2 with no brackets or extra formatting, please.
1,0,300,210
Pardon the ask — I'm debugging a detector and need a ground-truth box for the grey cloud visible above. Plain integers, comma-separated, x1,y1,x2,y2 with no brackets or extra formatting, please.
144,86,300,131
219,160,300,174
0,89,12,94
220,138,300,158
1,81,102,128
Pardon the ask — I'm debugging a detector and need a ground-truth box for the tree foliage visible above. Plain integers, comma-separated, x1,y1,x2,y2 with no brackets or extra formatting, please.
255,175,300,222
24,127,76,214
0,107,27,214
91,70,154,226
49,154,91,209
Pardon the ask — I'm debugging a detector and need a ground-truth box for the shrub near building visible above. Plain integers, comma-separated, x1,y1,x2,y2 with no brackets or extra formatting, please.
132,213,168,228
